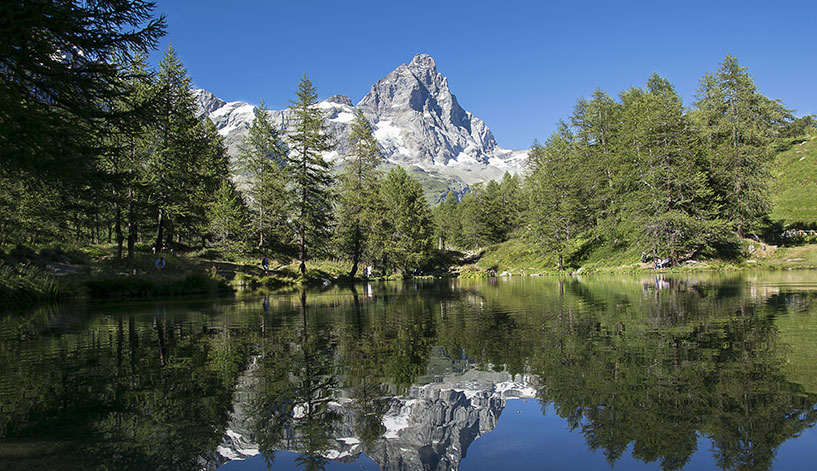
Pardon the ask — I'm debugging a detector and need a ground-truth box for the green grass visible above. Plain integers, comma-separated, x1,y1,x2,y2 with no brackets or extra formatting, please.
770,133,817,228
476,239,556,274
763,244,817,268
0,264,62,303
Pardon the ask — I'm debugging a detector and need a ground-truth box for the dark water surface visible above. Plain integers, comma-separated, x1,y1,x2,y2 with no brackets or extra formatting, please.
2,273,817,470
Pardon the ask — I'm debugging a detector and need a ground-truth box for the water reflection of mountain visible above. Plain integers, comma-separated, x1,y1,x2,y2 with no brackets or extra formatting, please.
3,274,817,471
203,354,537,471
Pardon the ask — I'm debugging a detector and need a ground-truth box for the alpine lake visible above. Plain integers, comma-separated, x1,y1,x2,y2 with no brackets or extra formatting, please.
2,272,817,471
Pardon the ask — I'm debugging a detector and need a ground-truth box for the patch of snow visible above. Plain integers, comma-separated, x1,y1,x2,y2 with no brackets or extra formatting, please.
382,414,410,439
323,449,354,460
374,121,403,144
217,446,240,460
331,111,355,123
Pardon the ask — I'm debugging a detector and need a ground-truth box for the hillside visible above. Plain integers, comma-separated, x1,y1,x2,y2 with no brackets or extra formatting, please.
474,131,817,274
770,133,817,228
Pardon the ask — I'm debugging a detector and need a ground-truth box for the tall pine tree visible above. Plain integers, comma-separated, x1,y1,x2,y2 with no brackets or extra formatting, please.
237,101,291,255
377,167,434,274
335,110,383,278
286,75,335,276
693,55,790,237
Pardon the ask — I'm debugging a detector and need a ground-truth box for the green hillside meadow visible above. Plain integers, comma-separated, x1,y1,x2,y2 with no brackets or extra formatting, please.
771,133,817,228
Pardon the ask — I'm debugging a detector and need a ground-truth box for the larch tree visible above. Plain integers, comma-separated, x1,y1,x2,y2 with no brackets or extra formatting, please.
146,46,229,251
335,110,383,278
378,166,434,274
207,179,250,258
693,55,790,237
525,126,588,270
286,75,335,276
0,0,166,179
237,101,291,254
619,74,716,263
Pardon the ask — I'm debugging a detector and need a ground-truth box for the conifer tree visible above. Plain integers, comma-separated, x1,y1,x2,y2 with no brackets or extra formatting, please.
570,90,621,232
146,46,229,251
456,185,491,249
207,180,250,258
526,127,588,270
336,110,383,278
237,101,290,254
286,75,335,276
619,74,716,262
0,0,166,180
433,190,460,251
97,54,156,261
378,167,434,274
693,55,790,237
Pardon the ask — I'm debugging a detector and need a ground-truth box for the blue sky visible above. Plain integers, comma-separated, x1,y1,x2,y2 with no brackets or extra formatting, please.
151,0,816,150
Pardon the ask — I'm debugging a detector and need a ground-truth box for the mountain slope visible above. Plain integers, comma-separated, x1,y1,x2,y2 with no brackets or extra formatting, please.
194,54,527,202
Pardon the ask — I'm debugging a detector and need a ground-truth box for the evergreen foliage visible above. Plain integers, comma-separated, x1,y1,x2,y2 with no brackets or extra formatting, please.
237,101,291,256
207,180,250,258
692,55,792,237
433,190,460,251
335,110,383,278
526,127,589,270
286,76,335,276
146,46,230,251
377,167,434,273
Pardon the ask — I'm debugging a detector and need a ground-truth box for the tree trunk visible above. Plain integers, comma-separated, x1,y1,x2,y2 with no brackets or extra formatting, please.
348,227,361,279
155,207,165,253
299,221,306,276
114,194,124,262
258,207,264,248
126,193,137,261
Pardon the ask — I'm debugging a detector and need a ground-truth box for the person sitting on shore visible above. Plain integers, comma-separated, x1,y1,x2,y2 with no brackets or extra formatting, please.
155,257,166,272
261,256,269,275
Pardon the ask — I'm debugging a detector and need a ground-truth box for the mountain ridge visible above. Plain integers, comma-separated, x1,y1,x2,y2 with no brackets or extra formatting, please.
194,54,528,201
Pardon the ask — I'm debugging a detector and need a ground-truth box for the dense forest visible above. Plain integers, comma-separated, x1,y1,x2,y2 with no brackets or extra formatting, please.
2,1,815,284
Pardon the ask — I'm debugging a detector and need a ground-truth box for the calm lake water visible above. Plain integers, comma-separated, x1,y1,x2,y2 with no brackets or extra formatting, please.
2,272,817,470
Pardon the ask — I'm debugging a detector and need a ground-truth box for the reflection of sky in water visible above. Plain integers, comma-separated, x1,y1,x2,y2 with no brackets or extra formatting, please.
219,399,817,470
466,401,817,471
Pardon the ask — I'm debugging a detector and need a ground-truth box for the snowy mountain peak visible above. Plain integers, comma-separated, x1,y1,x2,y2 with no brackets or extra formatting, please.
409,53,436,70
195,54,527,199
325,94,353,106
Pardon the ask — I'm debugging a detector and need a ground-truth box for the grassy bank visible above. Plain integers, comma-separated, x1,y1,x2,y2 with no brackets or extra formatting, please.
0,244,242,303
4,236,817,304
470,238,817,276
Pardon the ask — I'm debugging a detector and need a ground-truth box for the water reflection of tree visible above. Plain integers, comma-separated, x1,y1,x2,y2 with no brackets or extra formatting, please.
0,302,259,470
343,286,389,450
517,278,817,471
251,290,340,470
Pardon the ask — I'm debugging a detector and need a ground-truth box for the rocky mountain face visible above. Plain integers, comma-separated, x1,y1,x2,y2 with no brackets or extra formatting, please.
194,54,526,201
198,357,538,471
